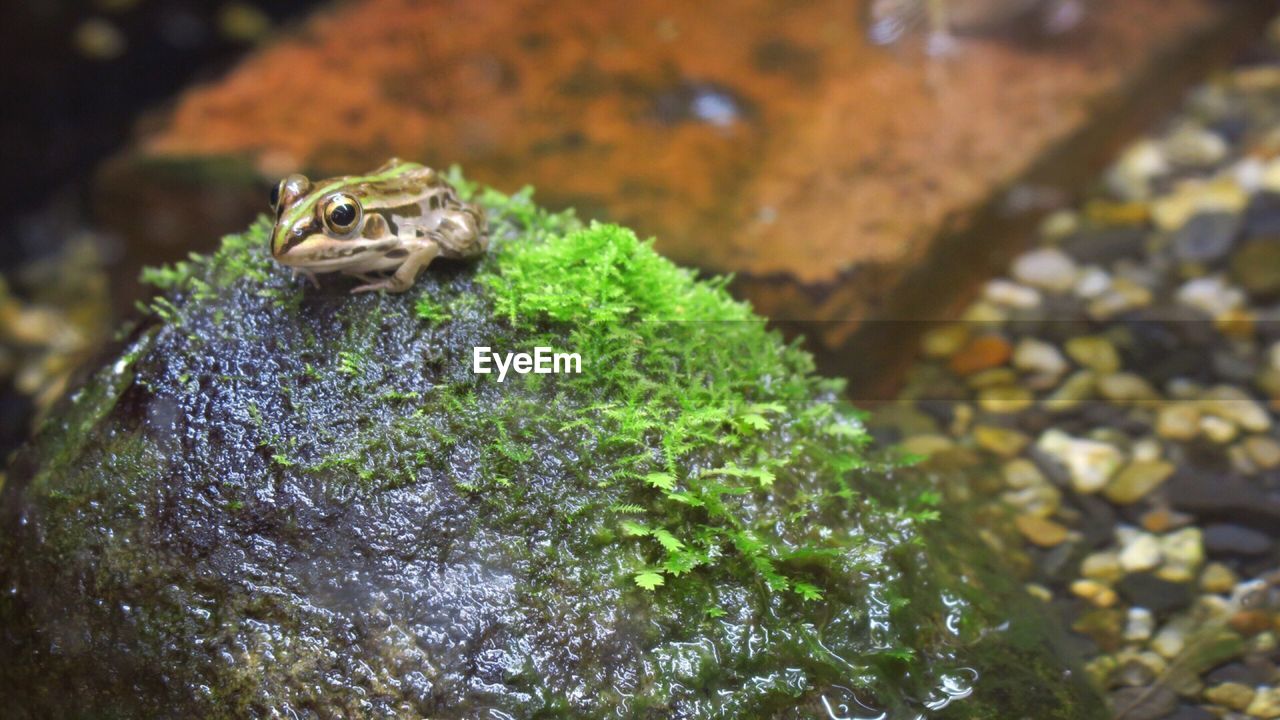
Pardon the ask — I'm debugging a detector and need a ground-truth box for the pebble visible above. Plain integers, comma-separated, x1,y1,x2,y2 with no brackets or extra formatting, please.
900,434,955,458
1070,578,1117,607
1088,279,1154,319
1164,125,1230,168
1011,248,1079,292
977,386,1035,414
948,335,1012,376
1200,562,1239,593
1202,385,1272,431
1037,429,1126,494
1201,414,1240,443
1150,618,1193,659
1098,373,1162,405
983,279,1042,309
1119,532,1163,573
1042,370,1096,411
973,425,1030,457
1015,514,1071,547
1204,682,1257,712
1104,460,1175,504
1123,607,1156,642
1176,275,1247,318
1116,573,1194,615
1065,336,1121,374
1081,551,1123,582
1107,140,1170,201
921,323,970,358
1246,687,1280,719
1244,436,1280,469
1152,180,1249,232
1074,266,1112,299
1203,523,1274,556
1172,212,1241,264
1232,239,1280,296
1158,527,1205,583
1013,338,1068,378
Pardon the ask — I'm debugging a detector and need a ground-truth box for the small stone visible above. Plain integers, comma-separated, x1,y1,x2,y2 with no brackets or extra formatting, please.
973,425,1030,457
1229,609,1273,636
1150,619,1191,659
1037,429,1126,494
1073,608,1125,651
1152,180,1249,232
1176,275,1246,318
921,323,970,358
1171,212,1241,264
1081,551,1123,582
1131,438,1162,463
960,300,1006,325
1013,338,1068,378
1107,140,1170,201
977,386,1034,414
966,368,1018,389
1140,507,1193,534
1199,562,1239,594
1087,279,1153,319
1123,607,1156,642
74,18,127,60
948,335,1012,376
1040,209,1080,240
1003,484,1062,518
983,279,1042,309
1065,336,1121,374
1074,266,1112,299
1245,436,1280,469
1119,532,1163,573
1232,239,1280,297
1201,414,1240,444
1002,458,1046,489
1011,248,1079,292
1110,686,1178,720
900,434,955,458
1071,578,1117,607
1016,514,1070,548
1202,385,1272,432
1024,583,1053,602
1245,686,1280,719
1158,527,1204,568
1042,370,1096,412
1163,125,1229,168
1203,523,1273,557
1098,373,1161,405
1103,460,1175,505
1204,682,1256,712
1115,573,1194,615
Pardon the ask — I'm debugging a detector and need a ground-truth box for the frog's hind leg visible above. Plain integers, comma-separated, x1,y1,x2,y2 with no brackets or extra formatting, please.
350,240,441,294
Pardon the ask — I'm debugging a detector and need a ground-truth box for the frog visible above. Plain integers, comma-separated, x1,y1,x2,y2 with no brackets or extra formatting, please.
867,0,1084,54
269,158,489,293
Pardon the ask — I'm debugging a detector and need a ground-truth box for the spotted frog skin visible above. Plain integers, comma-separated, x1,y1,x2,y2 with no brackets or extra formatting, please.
269,159,489,293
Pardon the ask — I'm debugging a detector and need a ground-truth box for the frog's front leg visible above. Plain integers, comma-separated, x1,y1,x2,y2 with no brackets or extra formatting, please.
350,240,441,294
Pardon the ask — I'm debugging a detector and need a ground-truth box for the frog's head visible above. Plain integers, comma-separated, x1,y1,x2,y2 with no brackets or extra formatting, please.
269,174,370,266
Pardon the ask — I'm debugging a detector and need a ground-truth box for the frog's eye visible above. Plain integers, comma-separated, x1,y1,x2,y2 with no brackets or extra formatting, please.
322,193,362,235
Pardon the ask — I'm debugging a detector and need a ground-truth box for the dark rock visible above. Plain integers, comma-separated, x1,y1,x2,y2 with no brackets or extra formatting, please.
1203,523,1275,557
1114,573,1194,616
1205,660,1273,686
1171,212,1240,264
0,202,1107,718
1232,238,1280,298
1165,469,1280,531
1160,705,1217,720
1244,192,1280,239
1062,226,1148,265
1109,685,1178,720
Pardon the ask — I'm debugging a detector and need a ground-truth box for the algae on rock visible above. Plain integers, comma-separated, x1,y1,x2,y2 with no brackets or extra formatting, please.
0,179,1104,718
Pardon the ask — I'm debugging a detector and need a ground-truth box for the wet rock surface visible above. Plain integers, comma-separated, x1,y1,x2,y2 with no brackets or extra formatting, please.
878,36,1280,720
0,188,1102,717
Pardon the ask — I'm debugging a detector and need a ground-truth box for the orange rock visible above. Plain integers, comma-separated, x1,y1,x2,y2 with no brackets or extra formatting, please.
949,335,1013,376
93,0,1275,393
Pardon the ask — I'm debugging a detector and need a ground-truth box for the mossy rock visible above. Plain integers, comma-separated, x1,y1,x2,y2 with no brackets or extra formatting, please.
0,177,1105,718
